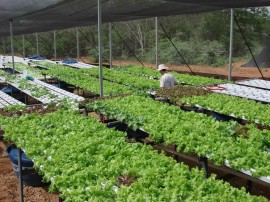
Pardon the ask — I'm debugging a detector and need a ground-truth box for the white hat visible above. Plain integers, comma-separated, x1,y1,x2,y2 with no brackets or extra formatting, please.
157,64,168,71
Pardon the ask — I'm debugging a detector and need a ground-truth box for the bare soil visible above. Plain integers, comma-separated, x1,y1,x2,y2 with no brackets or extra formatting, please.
0,141,58,202
0,106,58,117
83,57,270,80
168,61,270,80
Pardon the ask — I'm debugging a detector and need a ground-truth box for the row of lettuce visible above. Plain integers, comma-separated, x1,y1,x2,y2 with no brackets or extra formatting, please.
30,61,159,93
21,61,226,91
155,87,270,126
181,93,270,126
2,63,269,200
0,109,267,201
113,65,226,87
15,63,133,96
13,62,270,126
0,70,57,99
87,95,270,177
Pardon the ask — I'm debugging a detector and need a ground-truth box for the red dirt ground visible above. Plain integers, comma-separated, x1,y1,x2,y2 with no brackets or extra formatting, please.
79,56,270,80
109,60,270,80
0,141,58,202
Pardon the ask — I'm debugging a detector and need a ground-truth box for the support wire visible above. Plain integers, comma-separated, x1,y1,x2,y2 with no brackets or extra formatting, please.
112,25,145,67
159,23,194,75
234,14,264,79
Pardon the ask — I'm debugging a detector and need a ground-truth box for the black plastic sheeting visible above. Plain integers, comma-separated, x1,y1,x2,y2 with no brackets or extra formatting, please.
1,0,270,36
242,46,270,68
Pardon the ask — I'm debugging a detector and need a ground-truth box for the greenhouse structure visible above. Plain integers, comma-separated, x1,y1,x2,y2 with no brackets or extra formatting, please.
0,0,270,201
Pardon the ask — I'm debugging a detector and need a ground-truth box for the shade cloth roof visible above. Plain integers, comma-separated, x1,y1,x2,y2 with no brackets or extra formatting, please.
1,0,270,36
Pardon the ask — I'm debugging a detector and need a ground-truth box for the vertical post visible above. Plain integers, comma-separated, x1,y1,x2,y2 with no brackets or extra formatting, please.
246,180,253,193
155,17,159,69
24,94,27,105
228,9,234,81
98,0,103,97
9,20,15,74
22,35,25,57
109,22,112,68
198,156,209,178
3,38,5,55
76,27,80,61
36,32,39,56
18,148,24,202
54,30,57,61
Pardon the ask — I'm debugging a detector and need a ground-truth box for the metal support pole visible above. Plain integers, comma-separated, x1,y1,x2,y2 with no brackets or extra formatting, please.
83,108,88,116
155,17,159,69
98,0,103,97
9,20,15,74
228,9,234,81
198,156,209,178
109,23,112,68
3,38,5,55
246,180,252,193
43,74,47,82
18,148,24,202
24,94,27,104
22,35,25,57
54,30,57,61
10,85,13,97
36,32,39,56
76,27,80,61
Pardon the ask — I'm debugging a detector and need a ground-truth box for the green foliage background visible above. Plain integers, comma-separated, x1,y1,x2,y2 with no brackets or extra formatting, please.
1,8,269,67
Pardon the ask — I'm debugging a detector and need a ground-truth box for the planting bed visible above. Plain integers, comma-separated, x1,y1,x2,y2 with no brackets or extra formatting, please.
1,58,270,201
155,86,270,127
86,95,270,193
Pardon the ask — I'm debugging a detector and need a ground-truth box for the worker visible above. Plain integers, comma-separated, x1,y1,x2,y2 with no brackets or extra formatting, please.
157,64,178,89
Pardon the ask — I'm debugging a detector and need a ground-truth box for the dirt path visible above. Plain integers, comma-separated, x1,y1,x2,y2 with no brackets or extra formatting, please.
82,57,270,80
